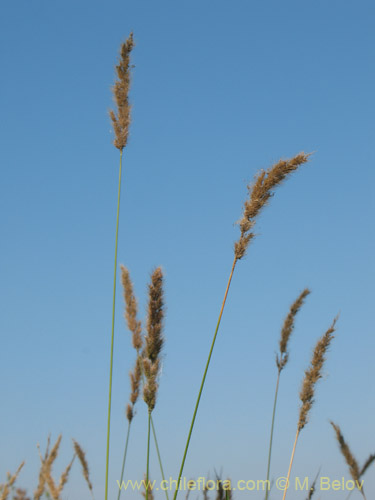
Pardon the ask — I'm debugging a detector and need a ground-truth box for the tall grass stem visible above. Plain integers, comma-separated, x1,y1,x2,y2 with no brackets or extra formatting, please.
173,256,237,500
151,417,169,500
265,370,281,500
117,420,131,500
282,428,300,500
105,149,123,500
146,411,152,500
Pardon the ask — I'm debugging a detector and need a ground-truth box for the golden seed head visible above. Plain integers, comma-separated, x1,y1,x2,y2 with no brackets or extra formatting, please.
34,435,61,500
110,33,134,151
276,288,311,371
145,267,164,364
57,455,75,497
72,440,93,494
121,265,143,351
298,316,337,430
330,422,360,481
129,356,142,405
234,153,311,260
142,267,165,412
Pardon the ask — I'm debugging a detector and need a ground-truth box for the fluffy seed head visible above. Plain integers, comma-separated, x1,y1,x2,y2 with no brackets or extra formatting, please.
276,288,311,371
110,33,134,150
34,435,61,500
234,153,311,260
126,357,142,421
298,316,337,430
72,440,93,495
143,267,164,412
330,422,360,482
57,455,75,497
0,462,25,500
121,265,143,351
145,267,164,363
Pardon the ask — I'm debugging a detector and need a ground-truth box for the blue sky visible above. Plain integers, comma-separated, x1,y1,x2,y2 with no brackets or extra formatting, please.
1,1,374,499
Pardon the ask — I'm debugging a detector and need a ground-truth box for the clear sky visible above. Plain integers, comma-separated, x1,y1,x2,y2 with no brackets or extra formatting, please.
1,1,374,499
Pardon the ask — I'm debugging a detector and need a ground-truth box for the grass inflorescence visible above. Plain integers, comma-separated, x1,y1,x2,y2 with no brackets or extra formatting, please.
3,32,372,500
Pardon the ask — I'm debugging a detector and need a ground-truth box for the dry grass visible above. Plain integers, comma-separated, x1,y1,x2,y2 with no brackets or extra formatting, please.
282,316,338,500
121,265,143,351
277,288,311,372
73,440,94,498
4,31,372,500
110,33,134,151
234,152,311,259
0,462,25,500
330,422,375,500
298,316,337,430
143,267,165,413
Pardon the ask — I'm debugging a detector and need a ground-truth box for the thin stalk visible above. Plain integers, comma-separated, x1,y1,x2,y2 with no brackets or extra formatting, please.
117,420,131,500
137,352,169,498
105,149,123,500
345,489,367,500
151,417,169,500
173,256,238,500
265,369,281,500
282,428,300,500
146,411,152,500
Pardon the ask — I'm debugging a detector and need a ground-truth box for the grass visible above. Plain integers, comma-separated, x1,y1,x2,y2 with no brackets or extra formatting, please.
2,32,373,500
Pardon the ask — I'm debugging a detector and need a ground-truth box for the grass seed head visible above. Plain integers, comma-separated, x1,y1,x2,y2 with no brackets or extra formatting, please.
129,356,142,405
57,454,75,497
277,288,311,371
126,403,134,422
330,422,360,481
34,435,62,500
72,440,93,495
0,462,25,500
143,267,165,411
121,265,143,351
110,33,134,151
360,454,375,477
145,267,164,364
298,316,337,430
234,153,311,260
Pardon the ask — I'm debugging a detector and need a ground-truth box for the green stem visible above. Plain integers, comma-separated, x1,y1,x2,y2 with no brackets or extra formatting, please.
265,369,281,500
146,411,152,500
105,149,123,500
117,420,131,500
151,416,169,500
173,256,238,500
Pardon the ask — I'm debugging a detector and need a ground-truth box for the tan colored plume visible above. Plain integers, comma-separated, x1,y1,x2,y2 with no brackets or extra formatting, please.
298,316,337,430
0,461,25,500
110,33,134,150
72,439,94,497
143,267,165,412
235,153,311,260
277,288,311,371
